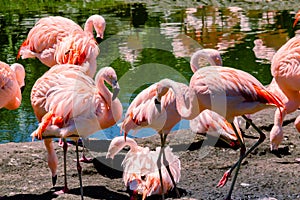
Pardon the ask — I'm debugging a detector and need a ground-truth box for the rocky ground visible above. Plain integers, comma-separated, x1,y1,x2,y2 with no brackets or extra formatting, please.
0,108,300,200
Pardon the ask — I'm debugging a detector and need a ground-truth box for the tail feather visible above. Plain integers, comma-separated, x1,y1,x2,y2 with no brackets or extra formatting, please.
253,84,285,122
33,112,63,140
17,39,29,59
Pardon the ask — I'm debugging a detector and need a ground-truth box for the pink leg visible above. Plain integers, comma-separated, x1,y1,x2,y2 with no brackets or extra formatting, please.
54,139,69,195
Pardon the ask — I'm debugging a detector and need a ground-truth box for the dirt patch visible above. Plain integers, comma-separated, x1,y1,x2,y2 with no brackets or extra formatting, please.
1,108,300,200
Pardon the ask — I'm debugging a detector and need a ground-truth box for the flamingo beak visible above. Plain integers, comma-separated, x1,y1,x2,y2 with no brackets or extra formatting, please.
21,85,25,94
154,98,161,113
96,37,103,44
112,80,120,101
52,174,57,186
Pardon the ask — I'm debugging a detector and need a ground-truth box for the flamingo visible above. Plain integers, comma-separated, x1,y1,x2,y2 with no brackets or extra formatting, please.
0,61,25,110
154,65,285,200
121,48,229,199
267,15,300,150
30,65,122,199
17,15,105,77
106,136,181,200
189,109,242,148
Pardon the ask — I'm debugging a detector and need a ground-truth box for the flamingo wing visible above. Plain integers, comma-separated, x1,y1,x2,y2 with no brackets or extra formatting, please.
54,31,99,66
0,62,21,110
18,16,82,56
122,83,180,136
271,36,300,92
191,66,284,119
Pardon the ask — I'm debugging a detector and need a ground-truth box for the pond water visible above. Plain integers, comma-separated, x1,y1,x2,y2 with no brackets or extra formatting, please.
0,0,298,143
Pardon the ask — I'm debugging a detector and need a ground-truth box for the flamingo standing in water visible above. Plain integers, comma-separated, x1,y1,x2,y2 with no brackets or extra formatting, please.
0,61,25,110
17,15,105,77
31,65,122,199
121,48,242,199
106,136,181,200
154,65,284,200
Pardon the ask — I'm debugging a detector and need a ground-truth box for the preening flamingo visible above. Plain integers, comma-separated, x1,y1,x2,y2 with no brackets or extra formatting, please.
0,61,25,110
106,136,181,200
121,48,223,199
154,66,285,200
189,109,242,149
31,65,122,199
17,15,105,77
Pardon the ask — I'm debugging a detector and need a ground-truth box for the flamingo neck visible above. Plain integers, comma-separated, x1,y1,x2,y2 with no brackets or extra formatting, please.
96,74,112,106
84,18,94,38
158,79,200,119
107,137,139,158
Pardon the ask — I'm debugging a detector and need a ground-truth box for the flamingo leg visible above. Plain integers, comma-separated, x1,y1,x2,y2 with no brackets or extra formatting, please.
161,138,180,198
220,115,266,200
79,138,93,163
157,133,166,200
223,121,246,200
55,138,69,195
75,140,84,200
62,138,69,193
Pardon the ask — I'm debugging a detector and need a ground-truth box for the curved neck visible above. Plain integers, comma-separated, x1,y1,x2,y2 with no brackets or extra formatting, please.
158,79,200,119
84,17,94,37
190,49,222,73
107,137,138,158
96,72,112,106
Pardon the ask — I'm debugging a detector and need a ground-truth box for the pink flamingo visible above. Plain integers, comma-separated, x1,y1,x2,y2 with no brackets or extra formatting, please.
107,136,181,200
189,109,242,148
154,65,284,200
0,61,25,110
267,13,300,150
31,65,122,198
17,15,105,77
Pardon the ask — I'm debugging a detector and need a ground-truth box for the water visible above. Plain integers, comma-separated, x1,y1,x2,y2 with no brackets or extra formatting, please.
0,0,298,143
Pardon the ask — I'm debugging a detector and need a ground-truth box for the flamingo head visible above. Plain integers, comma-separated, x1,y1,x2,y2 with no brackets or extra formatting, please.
10,63,25,88
190,48,222,73
154,80,170,113
92,15,106,43
96,67,120,100
84,15,106,43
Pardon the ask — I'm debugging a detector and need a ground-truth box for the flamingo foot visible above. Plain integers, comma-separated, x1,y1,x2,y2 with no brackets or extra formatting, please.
73,154,93,163
79,154,93,163
54,186,69,195
217,170,231,187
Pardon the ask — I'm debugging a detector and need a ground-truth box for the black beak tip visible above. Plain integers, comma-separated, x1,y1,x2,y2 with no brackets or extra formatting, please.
21,85,25,94
154,98,161,113
96,37,103,44
52,175,57,186
154,98,160,105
